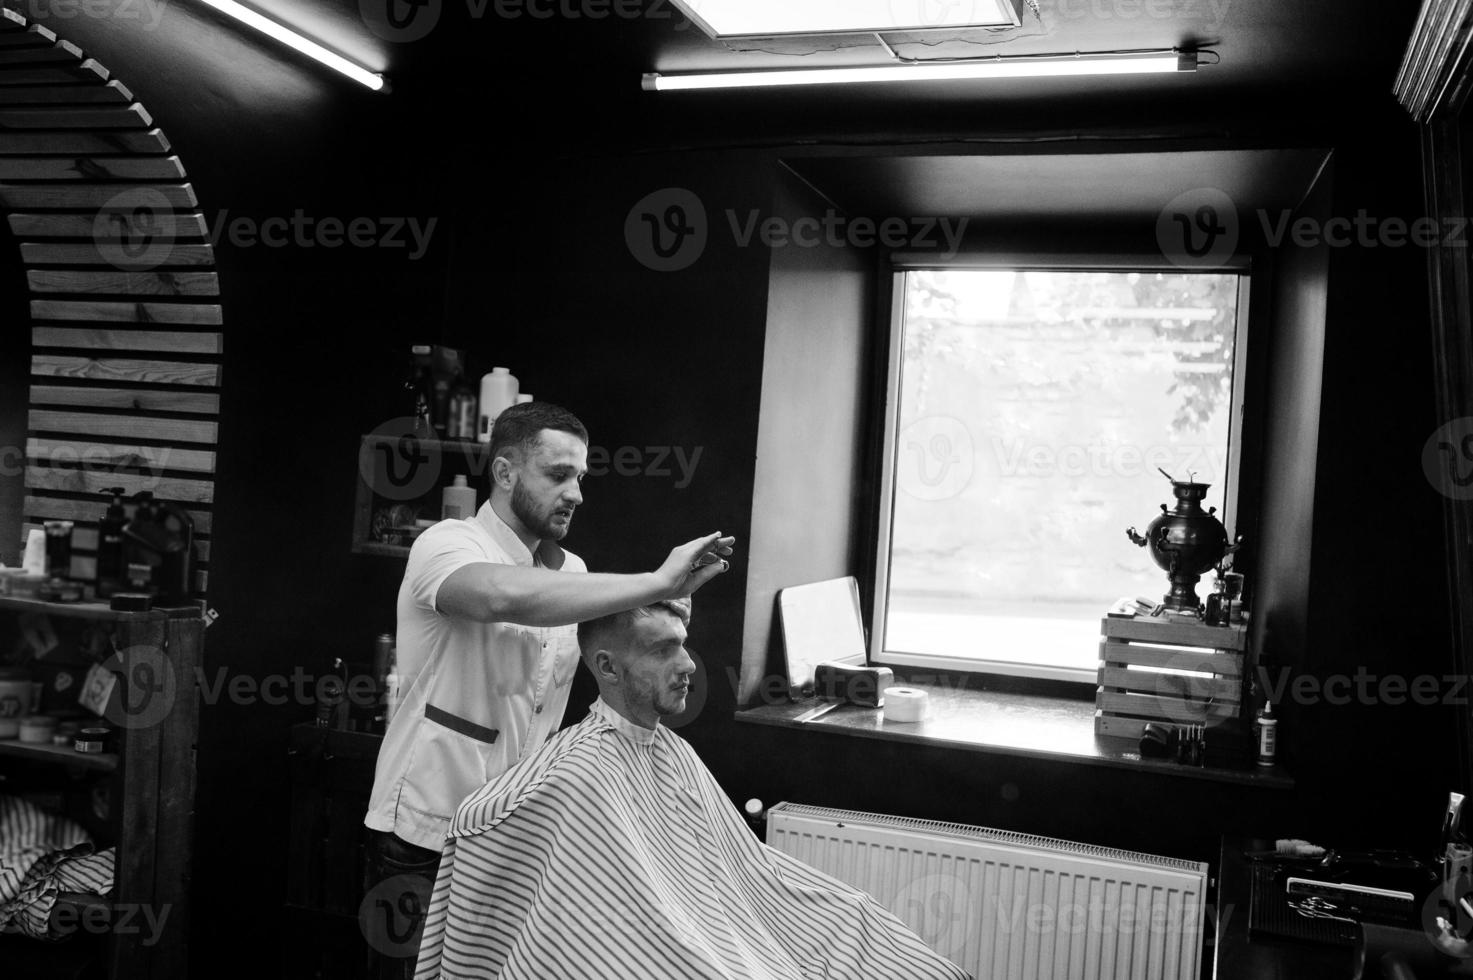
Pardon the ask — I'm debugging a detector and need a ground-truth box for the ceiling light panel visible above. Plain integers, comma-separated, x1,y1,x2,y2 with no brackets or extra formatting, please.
668,0,1020,38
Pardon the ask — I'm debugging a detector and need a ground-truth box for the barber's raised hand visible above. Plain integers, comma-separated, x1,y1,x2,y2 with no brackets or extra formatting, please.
657,532,736,598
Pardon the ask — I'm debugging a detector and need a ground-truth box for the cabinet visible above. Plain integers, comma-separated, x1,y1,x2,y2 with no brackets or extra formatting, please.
284,723,382,980
0,595,202,980
352,433,488,558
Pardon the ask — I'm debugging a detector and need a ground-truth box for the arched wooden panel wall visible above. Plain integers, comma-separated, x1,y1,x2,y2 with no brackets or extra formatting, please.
0,7,221,594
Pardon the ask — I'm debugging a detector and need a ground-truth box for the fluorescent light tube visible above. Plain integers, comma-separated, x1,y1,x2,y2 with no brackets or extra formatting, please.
644,52,1196,92
196,0,386,91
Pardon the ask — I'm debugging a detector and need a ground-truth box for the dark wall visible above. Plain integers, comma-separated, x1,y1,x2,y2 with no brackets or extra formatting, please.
1238,130,1459,849
441,148,773,732
738,166,876,703
1251,159,1331,763
1297,123,1460,846
1,7,1460,979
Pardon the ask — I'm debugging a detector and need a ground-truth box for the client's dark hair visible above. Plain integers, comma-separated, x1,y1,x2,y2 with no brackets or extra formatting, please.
489,401,589,463
578,598,691,663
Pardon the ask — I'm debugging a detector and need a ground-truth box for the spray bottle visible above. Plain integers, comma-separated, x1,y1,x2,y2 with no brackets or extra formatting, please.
1255,700,1278,767
96,487,128,598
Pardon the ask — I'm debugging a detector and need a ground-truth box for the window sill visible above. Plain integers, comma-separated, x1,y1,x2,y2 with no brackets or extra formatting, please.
734,680,1294,790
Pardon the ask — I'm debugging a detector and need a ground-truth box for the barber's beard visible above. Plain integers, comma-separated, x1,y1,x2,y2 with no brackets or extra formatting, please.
511,481,567,541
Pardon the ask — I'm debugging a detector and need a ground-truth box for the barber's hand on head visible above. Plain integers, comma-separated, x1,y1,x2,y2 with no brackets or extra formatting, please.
656,532,736,599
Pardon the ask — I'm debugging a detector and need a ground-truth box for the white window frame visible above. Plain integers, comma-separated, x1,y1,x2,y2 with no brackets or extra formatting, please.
869,253,1253,684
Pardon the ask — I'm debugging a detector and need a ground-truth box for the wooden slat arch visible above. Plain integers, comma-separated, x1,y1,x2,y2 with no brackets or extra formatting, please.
1,7,222,597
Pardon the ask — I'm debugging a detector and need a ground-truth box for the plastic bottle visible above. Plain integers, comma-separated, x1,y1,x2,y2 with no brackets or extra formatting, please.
477,367,519,443
406,345,434,437
96,487,128,598
43,521,73,580
372,636,395,734
431,377,452,438
331,657,350,730
430,348,459,439
1255,700,1277,767
448,372,477,440
516,393,533,405
316,661,344,729
442,475,476,520
372,634,394,691
20,528,45,576
384,656,401,728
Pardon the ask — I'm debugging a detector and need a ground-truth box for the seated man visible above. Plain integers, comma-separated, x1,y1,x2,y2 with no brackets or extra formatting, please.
414,598,970,980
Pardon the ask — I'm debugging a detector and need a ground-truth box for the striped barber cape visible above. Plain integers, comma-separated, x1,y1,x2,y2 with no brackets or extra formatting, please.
415,698,971,980
0,794,114,940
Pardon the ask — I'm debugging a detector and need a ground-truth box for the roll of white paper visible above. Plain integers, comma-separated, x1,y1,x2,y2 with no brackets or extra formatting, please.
883,687,929,723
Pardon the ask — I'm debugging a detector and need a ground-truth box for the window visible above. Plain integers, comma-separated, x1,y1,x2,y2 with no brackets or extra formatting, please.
872,266,1248,682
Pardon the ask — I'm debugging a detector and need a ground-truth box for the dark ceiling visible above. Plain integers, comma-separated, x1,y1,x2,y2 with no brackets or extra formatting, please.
788,147,1332,222
25,0,1422,159
249,0,1417,114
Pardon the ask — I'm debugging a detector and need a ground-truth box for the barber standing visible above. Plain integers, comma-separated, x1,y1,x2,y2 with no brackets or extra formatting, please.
362,401,732,977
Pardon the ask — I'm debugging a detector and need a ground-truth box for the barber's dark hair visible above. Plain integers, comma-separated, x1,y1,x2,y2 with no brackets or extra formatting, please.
488,401,589,464
578,598,691,665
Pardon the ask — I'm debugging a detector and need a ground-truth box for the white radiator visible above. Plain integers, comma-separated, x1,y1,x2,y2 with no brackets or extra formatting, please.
766,803,1207,980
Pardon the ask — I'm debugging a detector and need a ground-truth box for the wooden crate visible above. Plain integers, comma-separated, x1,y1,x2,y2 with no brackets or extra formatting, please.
1095,616,1248,739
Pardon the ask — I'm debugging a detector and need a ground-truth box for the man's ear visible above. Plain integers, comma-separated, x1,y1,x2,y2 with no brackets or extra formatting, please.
593,649,619,683
490,454,516,491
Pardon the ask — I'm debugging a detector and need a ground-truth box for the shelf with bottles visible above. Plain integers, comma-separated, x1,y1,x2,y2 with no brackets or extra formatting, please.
351,433,489,557
403,344,527,448
355,345,529,558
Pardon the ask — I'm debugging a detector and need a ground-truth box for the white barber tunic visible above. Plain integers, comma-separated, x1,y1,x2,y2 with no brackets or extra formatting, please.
364,501,586,851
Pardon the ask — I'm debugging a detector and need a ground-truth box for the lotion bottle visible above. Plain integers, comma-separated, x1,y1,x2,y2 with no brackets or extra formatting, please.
476,367,519,443
1255,700,1277,767
442,475,476,520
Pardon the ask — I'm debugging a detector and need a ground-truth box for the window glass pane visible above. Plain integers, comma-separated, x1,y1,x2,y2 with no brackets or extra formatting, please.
884,269,1241,673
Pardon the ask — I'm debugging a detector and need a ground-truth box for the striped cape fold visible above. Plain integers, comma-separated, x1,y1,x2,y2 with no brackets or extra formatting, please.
0,794,115,940
415,700,972,980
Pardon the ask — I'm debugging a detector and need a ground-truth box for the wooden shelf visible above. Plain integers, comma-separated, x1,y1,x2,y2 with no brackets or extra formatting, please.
0,738,117,772
351,541,410,559
360,433,487,455
0,593,204,623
